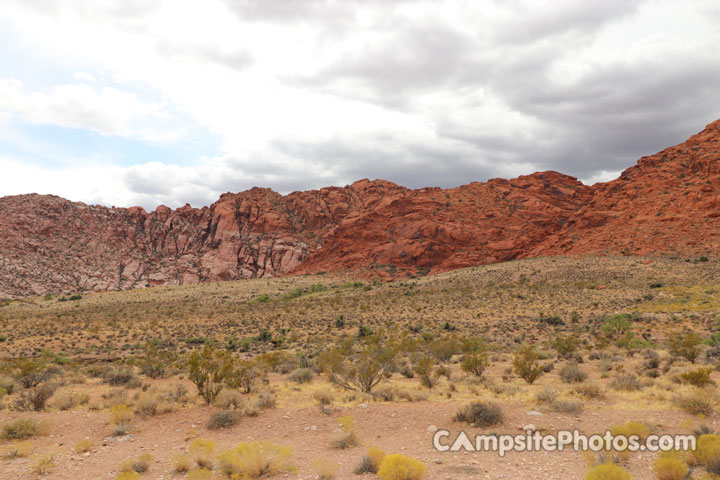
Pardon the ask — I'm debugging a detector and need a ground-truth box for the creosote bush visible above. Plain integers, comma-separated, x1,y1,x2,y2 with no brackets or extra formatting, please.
512,345,543,384
318,330,402,393
188,346,233,404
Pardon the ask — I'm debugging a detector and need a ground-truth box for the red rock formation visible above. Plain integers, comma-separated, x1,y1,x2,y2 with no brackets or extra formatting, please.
528,118,720,258
1,119,719,297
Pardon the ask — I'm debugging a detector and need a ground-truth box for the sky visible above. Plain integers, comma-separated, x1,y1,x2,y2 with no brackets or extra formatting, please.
0,0,719,210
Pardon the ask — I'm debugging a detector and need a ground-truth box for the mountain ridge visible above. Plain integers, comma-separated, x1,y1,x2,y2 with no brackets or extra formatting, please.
2,119,719,297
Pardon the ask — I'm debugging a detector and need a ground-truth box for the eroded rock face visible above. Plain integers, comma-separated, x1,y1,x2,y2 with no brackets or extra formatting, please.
528,118,720,258
1,120,719,296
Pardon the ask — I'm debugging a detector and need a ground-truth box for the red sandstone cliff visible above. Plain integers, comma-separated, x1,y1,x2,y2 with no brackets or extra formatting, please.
1,120,719,297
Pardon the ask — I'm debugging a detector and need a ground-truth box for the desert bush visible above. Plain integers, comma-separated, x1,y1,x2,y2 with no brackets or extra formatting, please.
172,453,192,473
609,421,649,459
611,374,640,391
188,346,233,404
585,463,630,480
74,439,94,454
120,453,153,474
14,383,57,411
186,470,212,480
668,332,702,363
137,343,176,379
0,375,18,394
207,410,241,430
330,415,359,449
550,334,580,357
680,367,714,387
103,367,139,387
329,430,359,449
373,385,398,402
189,438,216,469
288,367,314,384
110,404,133,425
313,388,334,412
535,386,558,404
135,391,172,417
254,392,276,409
377,454,427,480
102,388,128,408
214,389,245,410
574,383,603,399
111,423,130,436
677,391,714,416
312,458,339,479
9,358,58,389
513,345,543,384
1,440,33,459
51,390,89,411
559,363,588,383
552,400,583,414
355,446,386,474
453,402,503,427
653,454,687,480
32,453,56,475
226,358,263,393
318,331,402,393
428,336,461,362
601,315,631,340
217,441,296,478
413,356,438,389
691,434,720,465
1,418,41,439
461,351,490,378
115,473,141,480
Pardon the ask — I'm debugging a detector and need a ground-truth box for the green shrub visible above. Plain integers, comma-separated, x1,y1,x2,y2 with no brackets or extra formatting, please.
550,334,579,357
668,332,702,363
187,346,232,404
461,351,489,377
226,358,262,394
318,331,402,393
512,345,543,384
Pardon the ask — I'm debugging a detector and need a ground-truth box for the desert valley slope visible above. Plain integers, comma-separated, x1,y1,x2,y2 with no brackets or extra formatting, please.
1,119,720,297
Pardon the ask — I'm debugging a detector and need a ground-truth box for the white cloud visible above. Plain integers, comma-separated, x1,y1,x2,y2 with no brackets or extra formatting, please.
0,79,175,141
0,0,719,209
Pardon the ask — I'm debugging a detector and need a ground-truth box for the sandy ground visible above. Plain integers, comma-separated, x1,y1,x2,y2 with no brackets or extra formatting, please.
0,398,702,480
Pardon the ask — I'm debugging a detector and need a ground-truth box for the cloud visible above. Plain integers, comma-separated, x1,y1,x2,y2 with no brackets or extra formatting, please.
1,0,720,209
0,79,176,141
